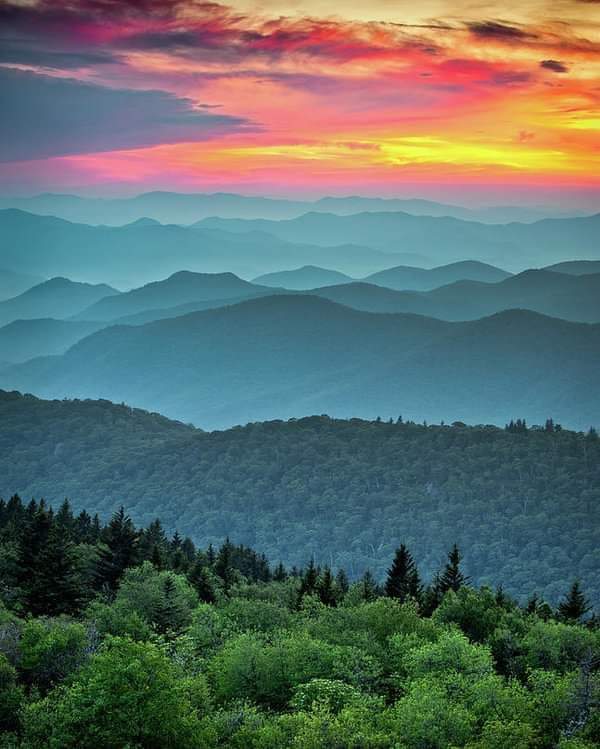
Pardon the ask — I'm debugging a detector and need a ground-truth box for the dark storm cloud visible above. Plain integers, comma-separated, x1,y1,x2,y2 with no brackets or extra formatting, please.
0,67,253,162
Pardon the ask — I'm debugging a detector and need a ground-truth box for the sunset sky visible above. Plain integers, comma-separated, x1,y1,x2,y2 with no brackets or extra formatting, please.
0,0,599,205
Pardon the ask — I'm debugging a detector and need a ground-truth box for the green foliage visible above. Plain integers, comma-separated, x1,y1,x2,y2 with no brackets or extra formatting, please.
0,500,597,747
18,618,89,692
22,637,203,748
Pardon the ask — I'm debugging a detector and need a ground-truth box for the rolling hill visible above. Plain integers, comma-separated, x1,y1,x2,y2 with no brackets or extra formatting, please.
1,295,598,430
0,277,119,327
0,390,598,604
0,319,105,364
252,265,354,289
364,260,511,291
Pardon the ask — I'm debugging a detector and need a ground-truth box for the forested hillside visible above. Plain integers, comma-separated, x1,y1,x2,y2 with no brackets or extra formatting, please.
1,390,598,606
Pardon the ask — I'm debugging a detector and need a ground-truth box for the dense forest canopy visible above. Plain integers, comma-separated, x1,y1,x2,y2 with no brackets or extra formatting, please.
0,498,597,748
1,390,598,606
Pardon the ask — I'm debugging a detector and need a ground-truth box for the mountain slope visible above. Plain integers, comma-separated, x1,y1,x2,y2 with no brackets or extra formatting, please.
0,319,106,364
74,271,268,321
364,260,511,291
1,296,598,430
252,265,354,289
0,277,119,327
544,260,600,276
0,390,598,605
0,269,43,301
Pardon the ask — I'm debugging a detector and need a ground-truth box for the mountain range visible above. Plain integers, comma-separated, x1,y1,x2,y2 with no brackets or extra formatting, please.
0,191,585,226
310,270,600,322
0,209,413,285
196,211,600,270
1,295,598,430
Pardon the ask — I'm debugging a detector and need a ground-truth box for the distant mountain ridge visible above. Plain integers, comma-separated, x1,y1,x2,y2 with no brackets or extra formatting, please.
0,318,105,364
0,209,412,284
73,271,267,321
196,211,600,271
364,260,511,291
0,191,586,226
252,265,354,289
1,295,598,430
0,277,119,327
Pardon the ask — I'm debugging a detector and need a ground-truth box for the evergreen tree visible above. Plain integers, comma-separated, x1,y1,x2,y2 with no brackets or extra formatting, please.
95,507,139,591
438,544,468,594
296,558,319,607
317,566,336,606
153,574,185,637
335,568,349,597
188,559,216,604
214,538,235,593
385,544,422,602
272,562,288,582
26,523,80,616
558,580,590,622
359,570,379,602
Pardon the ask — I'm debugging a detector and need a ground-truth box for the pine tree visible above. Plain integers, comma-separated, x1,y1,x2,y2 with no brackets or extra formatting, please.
438,544,468,594
95,507,139,591
317,566,336,606
296,558,319,607
26,523,80,616
189,561,216,604
558,580,590,622
335,568,349,597
153,574,185,636
214,538,235,593
272,562,288,582
359,570,379,602
385,544,422,603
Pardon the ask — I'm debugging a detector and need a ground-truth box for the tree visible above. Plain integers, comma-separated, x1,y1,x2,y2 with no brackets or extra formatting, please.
188,558,216,603
214,538,236,594
297,558,319,606
273,562,288,582
335,568,349,597
95,507,139,591
359,570,379,602
438,544,469,594
23,638,202,748
385,544,422,603
317,566,336,606
558,581,590,622
153,574,186,636
26,524,80,616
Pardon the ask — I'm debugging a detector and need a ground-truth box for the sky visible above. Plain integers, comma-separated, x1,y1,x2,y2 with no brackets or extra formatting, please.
0,0,599,206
